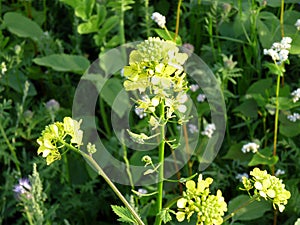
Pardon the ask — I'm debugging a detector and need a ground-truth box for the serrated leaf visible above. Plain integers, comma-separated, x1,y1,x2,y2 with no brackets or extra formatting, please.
4,12,44,41
33,54,90,74
111,205,138,224
228,195,271,221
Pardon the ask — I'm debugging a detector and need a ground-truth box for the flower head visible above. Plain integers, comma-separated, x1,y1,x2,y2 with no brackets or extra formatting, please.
197,93,206,102
287,112,300,122
13,178,32,199
188,124,199,134
37,117,83,165
46,99,60,112
1,62,7,75
295,19,300,30
241,142,260,153
176,174,227,225
264,37,292,64
291,88,300,103
151,12,166,28
242,168,291,212
201,123,216,138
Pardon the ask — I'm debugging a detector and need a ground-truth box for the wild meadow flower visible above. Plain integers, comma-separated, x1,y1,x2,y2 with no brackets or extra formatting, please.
275,169,285,176
37,117,83,165
197,93,206,102
46,99,60,112
201,123,216,138
241,142,260,153
188,124,199,134
1,62,7,75
134,107,147,119
151,12,166,28
189,84,199,92
176,174,227,225
295,19,300,30
242,168,291,212
263,37,292,64
13,178,32,199
291,88,300,103
287,112,300,122
235,173,249,182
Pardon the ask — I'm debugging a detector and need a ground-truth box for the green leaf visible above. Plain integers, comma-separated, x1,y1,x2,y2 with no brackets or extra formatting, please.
222,143,253,164
0,70,37,96
111,205,138,224
257,11,280,49
101,15,119,34
154,29,182,45
246,78,272,95
100,78,129,118
248,148,279,166
228,195,271,221
159,208,173,224
279,113,300,137
266,0,300,7
33,54,90,74
233,99,258,118
3,12,44,41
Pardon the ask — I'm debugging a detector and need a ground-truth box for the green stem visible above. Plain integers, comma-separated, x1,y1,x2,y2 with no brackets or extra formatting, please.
0,122,21,173
280,0,285,37
144,0,150,37
61,141,145,225
174,0,183,42
154,102,166,225
119,0,125,45
273,73,281,174
99,98,111,137
25,206,34,225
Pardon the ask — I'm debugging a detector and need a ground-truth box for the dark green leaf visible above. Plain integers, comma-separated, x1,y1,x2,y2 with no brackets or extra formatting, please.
228,195,271,221
248,148,278,166
33,54,90,74
111,205,138,224
154,29,182,45
3,12,44,41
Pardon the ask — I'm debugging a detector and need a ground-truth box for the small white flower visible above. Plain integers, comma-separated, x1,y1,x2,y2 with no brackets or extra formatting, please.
138,188,148,195
190,84,199,92
177,92,188,104
275,169,285,176
291,88,300,103
1,62,7,75
236,173,249,182
241,142,260,153
287,112,300,122
151,12,166,28
197,94,206,102
264,37,292,64
295,19,300,30
201,123,216,138
135,107,147,119
188,124,199,134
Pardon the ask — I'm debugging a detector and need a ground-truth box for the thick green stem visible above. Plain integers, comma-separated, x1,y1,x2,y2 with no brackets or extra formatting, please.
154,102,166,225
119,1,126,45
61,141,144,225
99,98,111,137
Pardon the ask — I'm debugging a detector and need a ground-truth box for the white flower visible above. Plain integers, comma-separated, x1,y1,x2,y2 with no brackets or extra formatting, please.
151,12,166,28
190,84,199,92
188,124,199,134
197,94,206,102
241,142,260,153
138,188,148,195
201,123,216,138
287,112,300,122
236,173,249,182
264,37,292,64
275,169,285,176
1,62,7,75
291,88,300,103
135,107,147,119
295,19,300,30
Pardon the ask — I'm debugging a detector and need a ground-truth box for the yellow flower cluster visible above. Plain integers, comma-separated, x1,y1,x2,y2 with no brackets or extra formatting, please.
176,175,227,225
242,168,291,212
37,117,83,165
123,37,189,120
